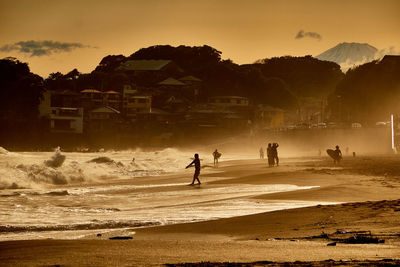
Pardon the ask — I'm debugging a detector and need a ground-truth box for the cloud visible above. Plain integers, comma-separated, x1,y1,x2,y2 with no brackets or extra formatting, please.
295,30,322,40
0,40,96,57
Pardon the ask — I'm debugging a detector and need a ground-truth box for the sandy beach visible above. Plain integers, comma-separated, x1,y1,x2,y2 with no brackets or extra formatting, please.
2,156,400,266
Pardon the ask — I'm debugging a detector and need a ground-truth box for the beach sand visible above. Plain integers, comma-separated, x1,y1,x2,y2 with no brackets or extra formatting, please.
1,156,400,266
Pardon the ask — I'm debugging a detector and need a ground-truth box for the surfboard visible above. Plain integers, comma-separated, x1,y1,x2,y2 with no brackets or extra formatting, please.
326,149,341,161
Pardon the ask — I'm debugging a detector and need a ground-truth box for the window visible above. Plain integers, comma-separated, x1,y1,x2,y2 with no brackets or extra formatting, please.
59,109,79,116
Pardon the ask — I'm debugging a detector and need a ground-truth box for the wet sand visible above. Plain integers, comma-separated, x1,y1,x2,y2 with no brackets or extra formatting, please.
2,156,400,266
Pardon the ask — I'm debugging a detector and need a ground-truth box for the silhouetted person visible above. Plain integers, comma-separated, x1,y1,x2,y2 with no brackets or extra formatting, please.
267,143,274,167
186,153,201,185
272,143,279,166
334,145,342,164
353,151,356,157
259,147,264,159
345,147,349,155
212,149,221,166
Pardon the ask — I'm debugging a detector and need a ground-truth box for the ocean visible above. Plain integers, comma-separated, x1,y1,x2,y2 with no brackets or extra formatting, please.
0,147,333,241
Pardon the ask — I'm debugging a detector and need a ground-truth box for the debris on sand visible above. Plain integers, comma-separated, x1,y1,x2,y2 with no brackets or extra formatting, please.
44,147,66,168
109,236,133,240
303,230,385,244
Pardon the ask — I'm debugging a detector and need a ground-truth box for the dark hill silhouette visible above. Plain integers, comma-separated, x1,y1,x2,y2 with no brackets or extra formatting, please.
254,55,344,98
328,55,400,124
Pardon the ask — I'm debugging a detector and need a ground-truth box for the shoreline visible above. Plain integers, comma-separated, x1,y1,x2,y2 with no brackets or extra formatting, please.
2,156,400,266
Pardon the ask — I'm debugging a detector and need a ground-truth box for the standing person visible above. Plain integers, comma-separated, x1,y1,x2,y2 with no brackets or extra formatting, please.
186,153,201,185
272,143,279,166
334,145,342,164
267,143,274,167
259,147,264,159
212,149,221,166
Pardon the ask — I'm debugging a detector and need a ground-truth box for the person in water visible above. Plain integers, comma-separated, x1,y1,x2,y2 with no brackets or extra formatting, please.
186,153,201,185
334,145,342,164
212,149,221,166
272,143,279,166
267,143,274,167
259,147,264,159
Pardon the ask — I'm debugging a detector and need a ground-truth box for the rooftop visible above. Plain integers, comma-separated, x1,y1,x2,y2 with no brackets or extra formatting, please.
179,75,202,82
118,60,172,71
158,77,186,86
90,106,120,114
81,89,102,93
104,90,120,95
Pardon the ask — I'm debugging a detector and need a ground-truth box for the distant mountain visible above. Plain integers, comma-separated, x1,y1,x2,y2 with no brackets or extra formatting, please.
316,42,378,70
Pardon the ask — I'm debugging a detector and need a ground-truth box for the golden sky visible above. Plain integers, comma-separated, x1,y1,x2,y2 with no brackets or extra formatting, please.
0,0,399,77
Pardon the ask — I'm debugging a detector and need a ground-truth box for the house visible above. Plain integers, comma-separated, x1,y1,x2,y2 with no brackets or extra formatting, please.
103,90,121,110
48,107,84,134
297,97,326,124
39,91,83,134
208,96,249,106
185,103,250,129
80,89,104,111
179,75,202,84
88,106,121,132
179,75,202,102
256,105,285,129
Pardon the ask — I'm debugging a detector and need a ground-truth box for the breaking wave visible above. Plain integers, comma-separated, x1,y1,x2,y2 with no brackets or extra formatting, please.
0,221,161,233
0,148,194,190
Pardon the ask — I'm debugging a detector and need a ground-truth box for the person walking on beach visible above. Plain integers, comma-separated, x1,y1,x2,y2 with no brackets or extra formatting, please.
212,149,221,166
267,143,274,167
272,143,279,166
259,147,264,159
186,153,201,185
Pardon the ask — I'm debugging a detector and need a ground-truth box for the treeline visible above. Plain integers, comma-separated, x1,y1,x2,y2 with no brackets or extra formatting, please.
1,45,399,147
0,58,44,147
329,56,400,123
45,45,344,110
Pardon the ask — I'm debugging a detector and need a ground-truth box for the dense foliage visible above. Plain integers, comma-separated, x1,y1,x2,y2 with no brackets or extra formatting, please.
329,56,400,123
0,58,44,141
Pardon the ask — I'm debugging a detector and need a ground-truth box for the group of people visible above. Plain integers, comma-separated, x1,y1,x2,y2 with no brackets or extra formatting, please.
259,143,279,167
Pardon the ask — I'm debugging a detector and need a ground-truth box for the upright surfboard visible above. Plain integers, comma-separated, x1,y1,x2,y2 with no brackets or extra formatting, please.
326,149,341,161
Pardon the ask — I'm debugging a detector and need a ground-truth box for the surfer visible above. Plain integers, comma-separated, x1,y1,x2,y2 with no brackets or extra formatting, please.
186,153,201,185
272,143,279,166
334,145,342,164
327,145,342,164
259,147,264,159
267,143,274,167
213,149,221,166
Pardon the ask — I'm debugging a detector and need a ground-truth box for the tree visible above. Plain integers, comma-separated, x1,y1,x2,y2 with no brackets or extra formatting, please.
0,58,44,142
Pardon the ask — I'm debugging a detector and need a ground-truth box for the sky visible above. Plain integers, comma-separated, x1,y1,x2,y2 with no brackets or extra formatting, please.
0,0,399,78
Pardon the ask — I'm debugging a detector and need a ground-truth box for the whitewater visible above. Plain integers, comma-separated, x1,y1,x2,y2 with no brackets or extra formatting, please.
0,147,333,241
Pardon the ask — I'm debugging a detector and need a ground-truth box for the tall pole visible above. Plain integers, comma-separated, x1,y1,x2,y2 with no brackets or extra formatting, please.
391,114,396,153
